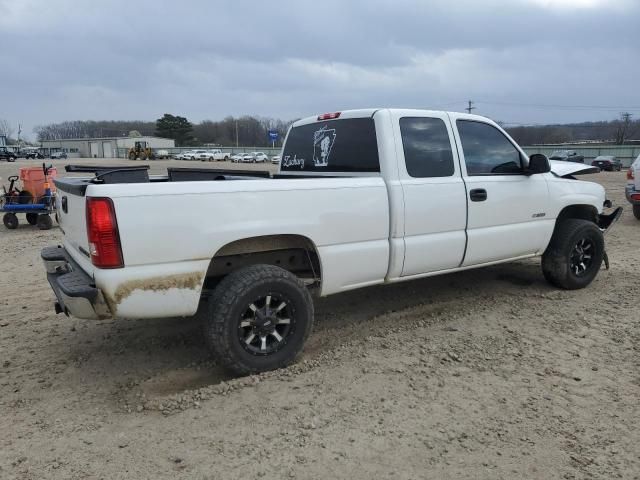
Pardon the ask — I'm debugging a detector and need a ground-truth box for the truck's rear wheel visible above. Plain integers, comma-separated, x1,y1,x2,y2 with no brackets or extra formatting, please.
633,205,640,220
542,219,604,290
204,264,313,375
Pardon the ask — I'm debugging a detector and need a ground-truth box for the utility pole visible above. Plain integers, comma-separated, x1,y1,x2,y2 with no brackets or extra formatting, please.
235,120,239,147
17,123,22,150
466,100,475,114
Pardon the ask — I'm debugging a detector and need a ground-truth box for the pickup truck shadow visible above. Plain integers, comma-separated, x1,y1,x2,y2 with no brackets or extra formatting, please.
64,259,546,402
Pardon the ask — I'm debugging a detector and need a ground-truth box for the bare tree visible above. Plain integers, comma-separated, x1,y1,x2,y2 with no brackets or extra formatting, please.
614,112,633,145
0,119,15,140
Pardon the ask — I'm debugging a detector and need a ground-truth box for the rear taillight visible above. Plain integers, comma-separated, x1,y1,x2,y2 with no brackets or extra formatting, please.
627,169,635,180
86,197,124,268
317,112,341,120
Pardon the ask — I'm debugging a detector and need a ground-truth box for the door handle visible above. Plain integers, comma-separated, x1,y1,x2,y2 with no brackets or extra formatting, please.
469,188,487,202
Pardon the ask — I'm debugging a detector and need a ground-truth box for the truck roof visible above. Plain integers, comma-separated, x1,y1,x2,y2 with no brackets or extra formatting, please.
292,108,490,127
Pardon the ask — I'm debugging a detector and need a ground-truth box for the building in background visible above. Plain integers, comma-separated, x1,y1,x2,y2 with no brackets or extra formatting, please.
39,135,175,158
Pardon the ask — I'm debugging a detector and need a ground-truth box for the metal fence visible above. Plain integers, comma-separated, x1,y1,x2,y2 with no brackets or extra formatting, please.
522,145,639,167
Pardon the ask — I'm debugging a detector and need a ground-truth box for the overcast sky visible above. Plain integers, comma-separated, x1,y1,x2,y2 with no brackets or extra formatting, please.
1,0,638,139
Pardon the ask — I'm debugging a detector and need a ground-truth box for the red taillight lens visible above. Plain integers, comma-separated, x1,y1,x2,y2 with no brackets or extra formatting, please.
317,112,341,120
86,197,124,268
627,169,635,180
631,193,640,201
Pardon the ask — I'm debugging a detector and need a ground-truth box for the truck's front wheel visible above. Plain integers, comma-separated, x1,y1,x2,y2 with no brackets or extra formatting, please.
204,265,314,375
542,219,604,290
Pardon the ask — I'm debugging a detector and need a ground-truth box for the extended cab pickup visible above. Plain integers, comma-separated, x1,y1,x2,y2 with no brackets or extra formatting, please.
42,109,622,375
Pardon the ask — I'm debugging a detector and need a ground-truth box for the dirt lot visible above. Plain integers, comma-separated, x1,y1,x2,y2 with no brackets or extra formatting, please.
1,158,638,479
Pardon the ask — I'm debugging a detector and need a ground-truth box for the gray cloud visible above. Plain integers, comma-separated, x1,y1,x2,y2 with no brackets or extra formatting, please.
0,0,638,139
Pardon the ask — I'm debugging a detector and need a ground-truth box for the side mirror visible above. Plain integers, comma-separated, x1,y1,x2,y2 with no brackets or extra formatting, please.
526,154,550,175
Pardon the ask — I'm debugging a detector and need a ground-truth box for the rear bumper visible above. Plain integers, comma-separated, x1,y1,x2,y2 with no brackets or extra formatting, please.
41,245,111,320
625,185,640,205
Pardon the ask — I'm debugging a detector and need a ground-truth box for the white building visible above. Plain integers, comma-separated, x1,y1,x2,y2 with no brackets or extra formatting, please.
40,135,175,158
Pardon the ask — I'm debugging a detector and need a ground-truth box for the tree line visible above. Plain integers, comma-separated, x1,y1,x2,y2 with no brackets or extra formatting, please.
33,115,293,147
504,114,638,146
25,112,640,147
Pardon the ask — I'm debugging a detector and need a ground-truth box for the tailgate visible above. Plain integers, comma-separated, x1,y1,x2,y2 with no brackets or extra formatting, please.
54,178,91,259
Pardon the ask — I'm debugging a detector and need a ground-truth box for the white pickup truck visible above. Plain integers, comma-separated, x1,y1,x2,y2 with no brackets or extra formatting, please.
42,109,622,375
199,149,230,162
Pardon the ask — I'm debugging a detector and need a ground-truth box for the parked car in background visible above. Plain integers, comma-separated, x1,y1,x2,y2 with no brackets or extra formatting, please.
548,150,584,163
197,150,215,161
238,152,255,163
174,150,193,160
271,155,281,164
21,148,45,159
591,155,621,171
626,154,640,220
230,153,244,162
0,147,17,162
155,149,170,159
50,151,67,159
185,150,207,161
213,149,230,161
252,152,269,163
199,149,229,162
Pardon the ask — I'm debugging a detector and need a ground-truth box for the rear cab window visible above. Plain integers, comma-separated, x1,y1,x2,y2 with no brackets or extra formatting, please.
281,118,380,173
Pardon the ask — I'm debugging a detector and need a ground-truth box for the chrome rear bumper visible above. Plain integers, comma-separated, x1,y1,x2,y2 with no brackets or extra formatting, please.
41,245,111,320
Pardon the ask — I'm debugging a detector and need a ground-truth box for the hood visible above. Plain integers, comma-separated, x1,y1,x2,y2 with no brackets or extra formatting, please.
549,160,599,178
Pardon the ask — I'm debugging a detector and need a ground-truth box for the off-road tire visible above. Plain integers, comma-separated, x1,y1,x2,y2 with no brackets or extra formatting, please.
36,214,53,230
542,219,604,290
3,213,18,229
204,264,314,376
633,205,640,220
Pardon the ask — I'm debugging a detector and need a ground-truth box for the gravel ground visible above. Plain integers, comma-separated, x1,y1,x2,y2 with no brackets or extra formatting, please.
0,158,638,479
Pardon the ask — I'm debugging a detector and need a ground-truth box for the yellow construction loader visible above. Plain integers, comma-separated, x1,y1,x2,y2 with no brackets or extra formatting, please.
128,141,154,160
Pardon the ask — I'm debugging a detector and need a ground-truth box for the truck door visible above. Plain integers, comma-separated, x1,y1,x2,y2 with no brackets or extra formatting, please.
391,110,468,276
449,113,552,266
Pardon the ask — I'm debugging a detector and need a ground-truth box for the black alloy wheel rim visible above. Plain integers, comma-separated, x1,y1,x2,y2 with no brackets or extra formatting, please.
569,237,595,276
238,294,294,355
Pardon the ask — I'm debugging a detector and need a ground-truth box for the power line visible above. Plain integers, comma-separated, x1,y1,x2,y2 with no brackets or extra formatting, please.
476,100,640,111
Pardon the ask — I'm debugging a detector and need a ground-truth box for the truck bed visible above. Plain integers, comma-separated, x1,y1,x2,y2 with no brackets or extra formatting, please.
53,167,391,318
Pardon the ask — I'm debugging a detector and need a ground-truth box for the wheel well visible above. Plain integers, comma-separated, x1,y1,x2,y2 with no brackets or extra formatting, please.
556,205,598,224
204,235,321,291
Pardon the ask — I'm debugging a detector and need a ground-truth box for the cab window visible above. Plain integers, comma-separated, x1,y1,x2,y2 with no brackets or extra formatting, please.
457,120,523,175
400,117,454,178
